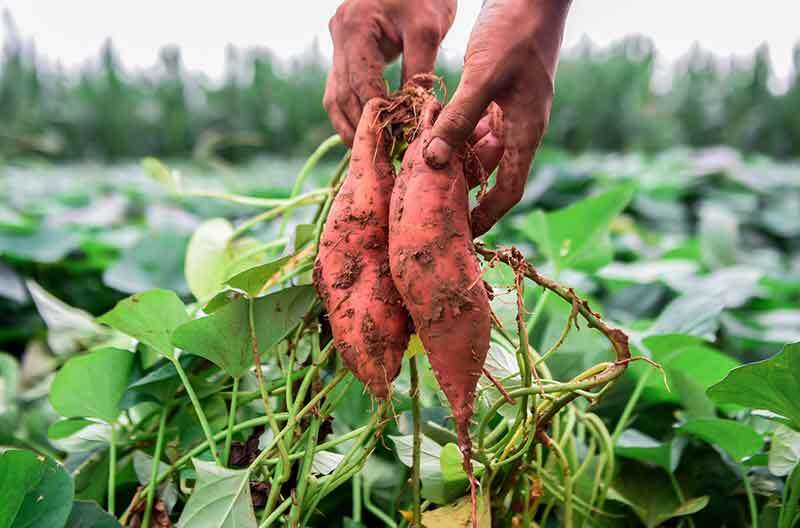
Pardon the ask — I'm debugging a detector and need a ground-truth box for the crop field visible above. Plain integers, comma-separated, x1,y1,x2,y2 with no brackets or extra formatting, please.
1,138,799,528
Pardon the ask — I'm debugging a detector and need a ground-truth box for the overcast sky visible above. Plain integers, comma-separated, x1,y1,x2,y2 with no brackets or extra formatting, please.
1,1,798,83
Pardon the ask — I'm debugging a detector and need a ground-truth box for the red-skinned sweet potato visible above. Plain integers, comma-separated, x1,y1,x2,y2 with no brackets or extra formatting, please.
388,97,492,522
314,98,410,399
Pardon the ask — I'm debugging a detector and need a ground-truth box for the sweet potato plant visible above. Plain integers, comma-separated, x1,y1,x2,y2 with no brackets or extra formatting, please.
1,85,800,528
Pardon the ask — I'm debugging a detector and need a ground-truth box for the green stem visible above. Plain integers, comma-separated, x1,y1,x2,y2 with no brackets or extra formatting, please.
248,298,291,482
233,189,329,238
260,496,293,528
279,134,342,236
142,408,168,528
352,473,363,523
288,418,321,526
108,423,117,515
525,288,551,336
780,464,800,528
410,355,422,527
739,465,758,528
223,376,240,467
611,367,652,443
182,190,299,208
173,358,222,464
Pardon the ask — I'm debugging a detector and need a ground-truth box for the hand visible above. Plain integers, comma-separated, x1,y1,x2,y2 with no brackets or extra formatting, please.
423,0,572,236
325,0,456,146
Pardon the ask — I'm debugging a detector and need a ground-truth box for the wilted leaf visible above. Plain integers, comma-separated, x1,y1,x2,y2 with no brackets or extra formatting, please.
420,491,491,528
768,425,800,476
26,280,108,356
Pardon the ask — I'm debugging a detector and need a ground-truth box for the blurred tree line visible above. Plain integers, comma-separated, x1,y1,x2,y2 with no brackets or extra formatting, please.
2,14,799,162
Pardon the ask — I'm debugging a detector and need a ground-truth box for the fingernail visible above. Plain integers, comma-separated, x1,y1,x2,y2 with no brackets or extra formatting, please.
423,137,453,169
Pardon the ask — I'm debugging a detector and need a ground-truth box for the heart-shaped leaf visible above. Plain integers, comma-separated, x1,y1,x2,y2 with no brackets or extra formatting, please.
707,342,800,429
525,182,635,272
49,347,133,423
676,419,764,463
0,449,75,528
177,459,257,528
615,429,685,473
610,464,709,528
99,289,189,360
172,286,316,377
65,500,122,528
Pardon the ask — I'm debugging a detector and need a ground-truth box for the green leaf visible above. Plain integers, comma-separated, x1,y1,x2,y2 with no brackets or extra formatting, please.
609,463,709,528
768,425,800,476
125,358,186,404
525,182,635,272
707,342,800,429
404,334,425,359
0,226,80,263
172,286,316,377
103,230,190,295
676,419,764,463
65,500,122,528
185,218,235,303
225,254,294,297
615,429,685,473
0,353,20,435
142,157,181,192
47,418,110,453
630,335,739,415
99,289,189,360
645,295,724,340
26,280,109,356
292,223,316,252
0,449,75,528
177,459,257,528
50,347,133,423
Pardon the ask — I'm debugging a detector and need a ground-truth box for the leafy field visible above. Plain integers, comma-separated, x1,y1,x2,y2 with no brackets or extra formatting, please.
1,143,799,527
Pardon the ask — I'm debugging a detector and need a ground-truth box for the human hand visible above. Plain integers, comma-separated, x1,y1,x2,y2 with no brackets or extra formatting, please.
325,0,456,146
423,0,572,236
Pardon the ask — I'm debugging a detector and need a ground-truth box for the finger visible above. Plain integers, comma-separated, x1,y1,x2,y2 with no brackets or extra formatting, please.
472,132,504,180
469,102,503,142
345,35,388,105
401,25,441,86
323,70,356,146
423,67,496,168
470,98,546,237
339,88,365,140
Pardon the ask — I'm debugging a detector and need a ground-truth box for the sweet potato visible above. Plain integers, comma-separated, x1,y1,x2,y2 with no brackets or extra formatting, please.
388,97,492,521
314,98,410,399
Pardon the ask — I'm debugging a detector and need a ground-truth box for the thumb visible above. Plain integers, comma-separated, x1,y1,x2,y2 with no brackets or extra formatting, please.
423,72,494,168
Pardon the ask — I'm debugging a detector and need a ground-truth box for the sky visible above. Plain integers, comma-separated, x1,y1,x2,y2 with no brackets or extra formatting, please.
1,0,798,83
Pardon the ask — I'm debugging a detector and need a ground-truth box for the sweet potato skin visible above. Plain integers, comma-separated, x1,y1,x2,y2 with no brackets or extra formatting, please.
388,99,491,469
314,98,410,399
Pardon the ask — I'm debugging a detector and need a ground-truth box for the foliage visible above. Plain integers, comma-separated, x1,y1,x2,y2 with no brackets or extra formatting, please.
1,125,800,526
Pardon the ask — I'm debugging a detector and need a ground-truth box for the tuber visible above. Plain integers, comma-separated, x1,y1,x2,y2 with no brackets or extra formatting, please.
388,96,492,524
314,98,410,399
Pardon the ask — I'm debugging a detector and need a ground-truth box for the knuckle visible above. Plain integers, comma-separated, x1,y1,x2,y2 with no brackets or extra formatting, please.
411,23,441,48
329,7,344,34
438,108,474,139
